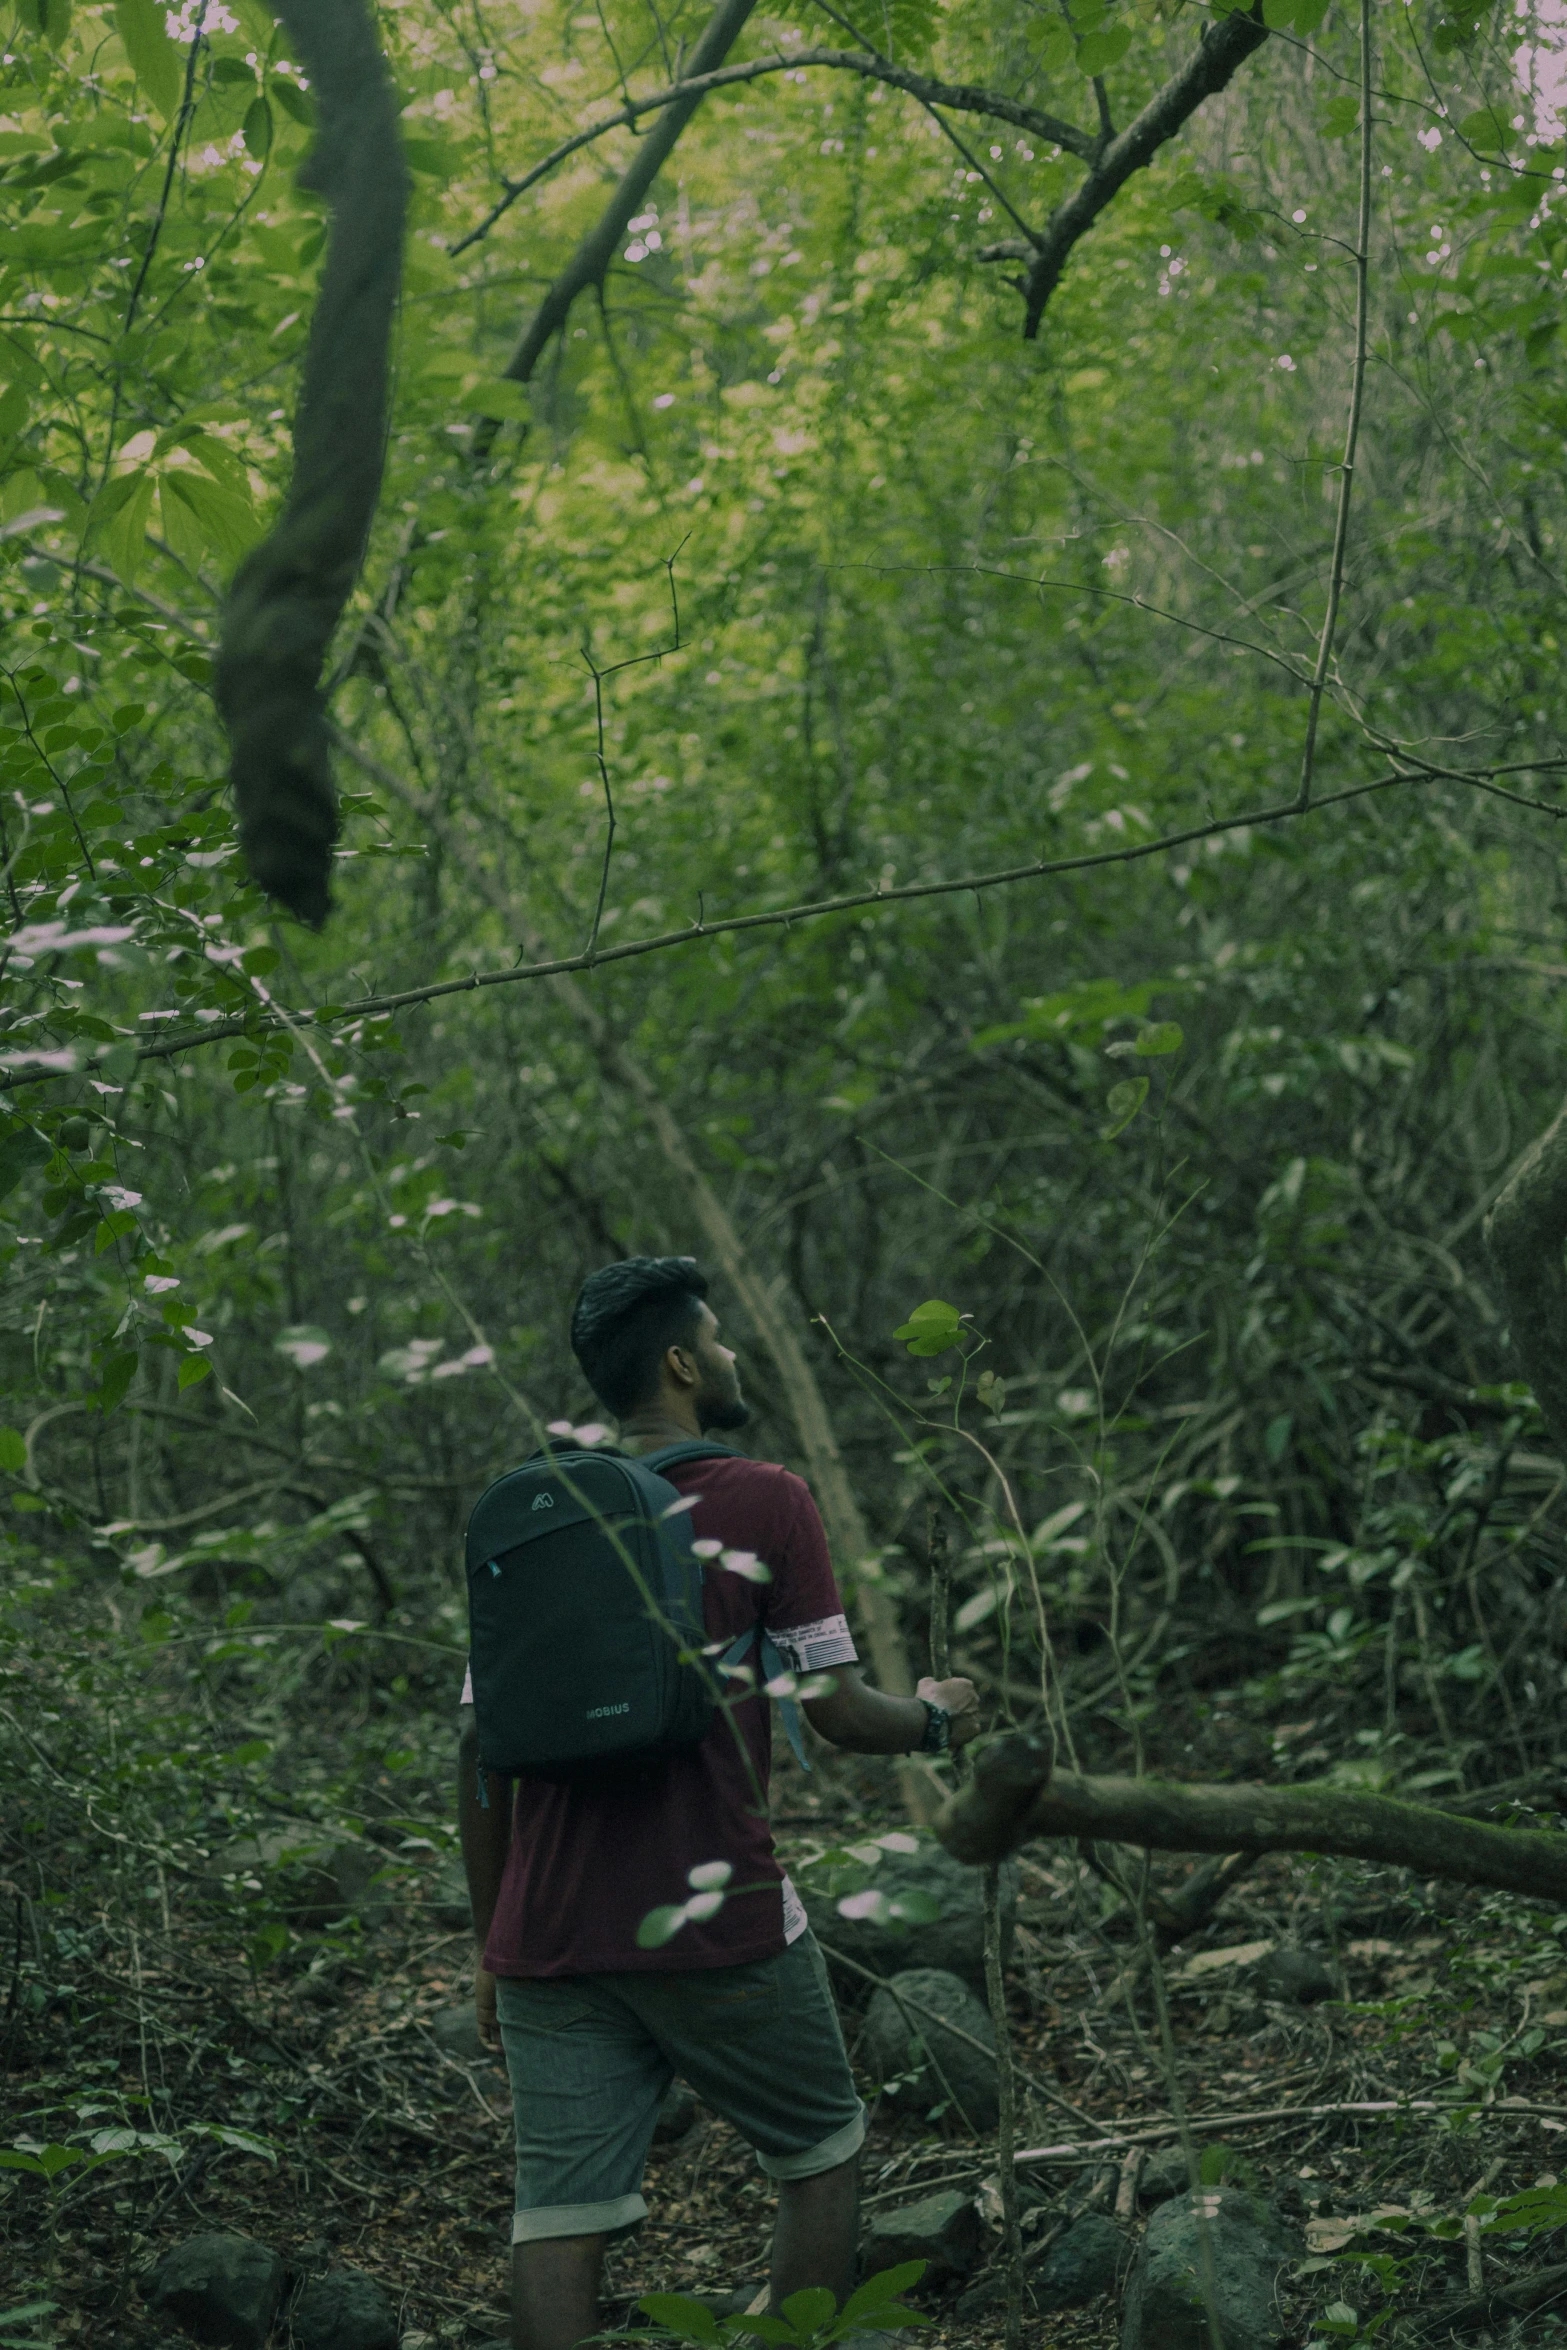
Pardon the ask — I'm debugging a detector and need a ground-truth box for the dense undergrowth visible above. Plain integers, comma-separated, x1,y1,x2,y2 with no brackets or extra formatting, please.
8,0,1567,2336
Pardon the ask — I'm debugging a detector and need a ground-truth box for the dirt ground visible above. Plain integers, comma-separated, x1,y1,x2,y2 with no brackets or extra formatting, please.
7,1745,1567,2346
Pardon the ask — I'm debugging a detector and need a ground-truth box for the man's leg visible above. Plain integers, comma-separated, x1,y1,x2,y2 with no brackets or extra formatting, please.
769,2154,858,2312
510,2232,606,2350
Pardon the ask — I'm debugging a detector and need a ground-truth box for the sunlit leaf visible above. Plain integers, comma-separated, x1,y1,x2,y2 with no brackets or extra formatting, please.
114,0,183,120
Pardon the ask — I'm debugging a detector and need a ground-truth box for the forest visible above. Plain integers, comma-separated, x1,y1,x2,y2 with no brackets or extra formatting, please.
5,0,1567,2339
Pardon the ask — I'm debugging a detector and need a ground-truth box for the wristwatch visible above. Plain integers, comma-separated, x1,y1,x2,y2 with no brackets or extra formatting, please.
918,1700,951,1756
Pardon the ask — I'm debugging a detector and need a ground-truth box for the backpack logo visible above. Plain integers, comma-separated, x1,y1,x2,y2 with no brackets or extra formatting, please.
585,1702,630,1720
531,1492,556,1512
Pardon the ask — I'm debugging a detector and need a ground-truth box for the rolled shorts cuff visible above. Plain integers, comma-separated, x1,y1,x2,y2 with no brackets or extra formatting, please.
511,2192,648,2243
756,2101,867,2181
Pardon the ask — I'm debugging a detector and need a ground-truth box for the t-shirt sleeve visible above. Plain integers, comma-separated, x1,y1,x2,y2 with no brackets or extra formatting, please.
764,1471,859,1672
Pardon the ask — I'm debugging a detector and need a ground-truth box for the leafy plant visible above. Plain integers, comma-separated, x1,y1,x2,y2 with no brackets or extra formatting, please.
635,2261,931,2346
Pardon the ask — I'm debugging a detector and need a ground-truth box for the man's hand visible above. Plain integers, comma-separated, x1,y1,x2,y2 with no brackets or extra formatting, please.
475,1953,499,2050
918,1674,982,1751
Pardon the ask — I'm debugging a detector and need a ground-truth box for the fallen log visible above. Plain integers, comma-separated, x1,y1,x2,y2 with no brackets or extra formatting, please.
937,1734,1567,1906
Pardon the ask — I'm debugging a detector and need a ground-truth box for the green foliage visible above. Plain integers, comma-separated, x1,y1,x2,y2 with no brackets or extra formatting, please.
638,2261,930,2345
893,1300,967,1357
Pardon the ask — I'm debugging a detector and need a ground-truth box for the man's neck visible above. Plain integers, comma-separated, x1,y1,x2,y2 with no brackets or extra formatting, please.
616,1402,704,1455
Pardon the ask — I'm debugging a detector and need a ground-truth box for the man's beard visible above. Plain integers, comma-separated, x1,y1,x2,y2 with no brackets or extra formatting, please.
701,1386,751,1433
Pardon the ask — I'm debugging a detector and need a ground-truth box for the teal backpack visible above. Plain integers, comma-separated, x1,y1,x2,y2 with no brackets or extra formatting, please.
465,1441,807,1786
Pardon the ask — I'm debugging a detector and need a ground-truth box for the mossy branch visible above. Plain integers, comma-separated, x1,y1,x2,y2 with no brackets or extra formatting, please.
939,1733,1567,1905
214,0,408,928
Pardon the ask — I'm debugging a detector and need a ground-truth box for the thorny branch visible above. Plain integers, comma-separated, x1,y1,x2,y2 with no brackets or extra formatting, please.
0,766,1425,1092
461,5,1271,339
581,546,686,958
452,47,1095,257
468,0,759,449
982,4,1273,336
1297,0,1374,810
6,746,1566,1093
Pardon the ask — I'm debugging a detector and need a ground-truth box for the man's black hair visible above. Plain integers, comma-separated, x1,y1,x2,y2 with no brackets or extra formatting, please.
570,1256,709,1418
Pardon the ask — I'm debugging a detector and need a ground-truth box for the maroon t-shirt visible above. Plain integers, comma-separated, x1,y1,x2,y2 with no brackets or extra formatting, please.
466,1454,859,1977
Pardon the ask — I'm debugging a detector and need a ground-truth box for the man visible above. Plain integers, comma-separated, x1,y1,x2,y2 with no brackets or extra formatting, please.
457,1255,980,2350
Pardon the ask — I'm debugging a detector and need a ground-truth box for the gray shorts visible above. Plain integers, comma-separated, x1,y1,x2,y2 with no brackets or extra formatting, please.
495,1930,866,2243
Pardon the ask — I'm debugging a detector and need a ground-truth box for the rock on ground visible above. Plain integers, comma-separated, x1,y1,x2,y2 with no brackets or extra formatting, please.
1137,2145,1191,2206
956,2211,1129,2318
1254,1945,1336,2003
860,2187,982,2287
862,1966,999,2132
1119,2188,1302,2350
803,1840,1018,1989
145,2232,284,2350
292,2267,399,2350
1033,2211,1132,2311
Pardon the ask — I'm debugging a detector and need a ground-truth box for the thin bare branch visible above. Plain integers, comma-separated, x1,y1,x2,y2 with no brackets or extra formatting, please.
452,46,1095,256
0,765,1422,1092
1297,0,1373,810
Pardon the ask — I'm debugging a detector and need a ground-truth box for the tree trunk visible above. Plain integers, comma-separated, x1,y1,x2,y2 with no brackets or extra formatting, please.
215,0,407,926
1486,1094,1567,1461
937,1733,1567,1904
534,943,930,1817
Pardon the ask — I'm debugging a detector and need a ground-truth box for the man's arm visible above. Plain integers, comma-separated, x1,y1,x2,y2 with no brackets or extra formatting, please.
802,1668,980,1755
457,1702,513,2047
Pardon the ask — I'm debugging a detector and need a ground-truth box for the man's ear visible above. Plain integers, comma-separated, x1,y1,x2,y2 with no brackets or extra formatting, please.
665,1342,697,1390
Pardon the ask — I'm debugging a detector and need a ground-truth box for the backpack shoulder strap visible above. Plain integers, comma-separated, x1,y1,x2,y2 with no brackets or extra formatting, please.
639,1440,743,1474
718,1626,811,1773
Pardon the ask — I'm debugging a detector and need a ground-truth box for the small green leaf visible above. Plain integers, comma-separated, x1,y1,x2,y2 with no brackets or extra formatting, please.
241,95,272,158
0,1428,26,1474
97,1351,138,1414
177,1354,212,1391
269,76,316,128
1100,1076,1149,1139
159,469,261,573
115,0,183,121
779,2288,835,2331
1319,94,1360,138
635,1904,689,1950
1134,1021,1184,1058
891,1299,965,1358
464,378,530,420
1034,17,1075,68
1458,105,1511,149
1076,22,1131,72
85,471,155,584
840,2262,928,2321
638,2295,722,2345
